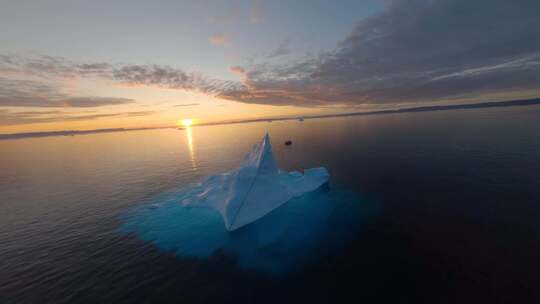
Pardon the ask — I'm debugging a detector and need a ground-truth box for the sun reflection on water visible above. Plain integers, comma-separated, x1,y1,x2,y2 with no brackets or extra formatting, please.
185,126,197,171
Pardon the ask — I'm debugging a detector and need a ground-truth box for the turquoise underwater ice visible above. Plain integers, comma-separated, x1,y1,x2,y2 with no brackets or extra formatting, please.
120,134,371,274
119,182,369,274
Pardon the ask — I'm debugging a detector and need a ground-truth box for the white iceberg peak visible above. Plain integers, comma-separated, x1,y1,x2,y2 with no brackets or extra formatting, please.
182,133,329,231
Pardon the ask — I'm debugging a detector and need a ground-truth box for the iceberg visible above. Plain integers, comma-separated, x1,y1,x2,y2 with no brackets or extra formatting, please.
119,134,372,273
120,184,368,274
182,134,329,231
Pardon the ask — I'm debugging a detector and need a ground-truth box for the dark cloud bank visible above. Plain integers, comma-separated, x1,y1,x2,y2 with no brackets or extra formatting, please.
219,0,540,106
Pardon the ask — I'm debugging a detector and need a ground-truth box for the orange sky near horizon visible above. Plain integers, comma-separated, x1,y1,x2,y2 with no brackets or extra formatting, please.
0,82,344,134
3,83,540,134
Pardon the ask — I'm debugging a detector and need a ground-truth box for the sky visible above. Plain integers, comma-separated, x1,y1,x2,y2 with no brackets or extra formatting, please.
1,0,539,133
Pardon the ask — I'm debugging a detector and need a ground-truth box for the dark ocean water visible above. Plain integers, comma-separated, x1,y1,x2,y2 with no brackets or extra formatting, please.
1,105,540,303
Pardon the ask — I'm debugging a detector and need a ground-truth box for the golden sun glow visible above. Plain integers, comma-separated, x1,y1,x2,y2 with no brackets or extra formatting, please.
180,118,193,127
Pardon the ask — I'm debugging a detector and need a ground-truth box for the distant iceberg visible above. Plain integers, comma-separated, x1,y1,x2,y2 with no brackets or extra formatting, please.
182,134,329,231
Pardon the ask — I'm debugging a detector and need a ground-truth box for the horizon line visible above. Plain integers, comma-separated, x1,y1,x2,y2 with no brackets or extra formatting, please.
1,98,539,140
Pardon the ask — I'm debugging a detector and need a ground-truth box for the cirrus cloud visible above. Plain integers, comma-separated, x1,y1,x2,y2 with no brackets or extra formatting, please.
0,109,155,126
208,33,232,46
0,55,242,107
0,77,134,108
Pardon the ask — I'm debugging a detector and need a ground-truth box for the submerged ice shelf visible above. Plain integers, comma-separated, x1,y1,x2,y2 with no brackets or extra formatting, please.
182,134,329,230
120,134,373,274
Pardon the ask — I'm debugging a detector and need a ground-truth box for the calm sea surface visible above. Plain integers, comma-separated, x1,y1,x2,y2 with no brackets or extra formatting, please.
1,105,540,303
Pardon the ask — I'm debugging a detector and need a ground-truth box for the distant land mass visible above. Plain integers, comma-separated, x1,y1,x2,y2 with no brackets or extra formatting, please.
1,98,539,140
0,128,155,140
213,98,540,126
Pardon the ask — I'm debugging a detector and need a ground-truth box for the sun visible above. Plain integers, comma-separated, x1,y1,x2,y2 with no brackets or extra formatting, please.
181,118,193,127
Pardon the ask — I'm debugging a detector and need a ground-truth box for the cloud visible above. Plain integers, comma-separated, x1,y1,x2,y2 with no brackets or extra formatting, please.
267,42,291,58
0,55,112,78
217,0,540,106
0,109,154,126
110,64,240,94
6,0,540,111
209,33,231,46
0,77,134,108
112,65,199,90
0,55,241,100
229,65,246,75
248,6,265,24
173,103,199,107
59,97,134,107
